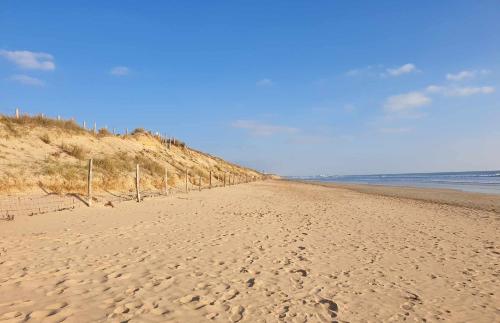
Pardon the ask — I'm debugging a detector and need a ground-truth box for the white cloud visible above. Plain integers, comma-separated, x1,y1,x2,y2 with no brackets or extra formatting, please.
346,68,365,77
0,50,55,70
425,85,444,93
446,70,474,81
232,120,298,136
384,92,431,112
256,78,273,87
345,65,381,77
386,63,417,76
446,86,495,96
446,69,490,81
10,74,45,86
110,66,130,76
347,64,417,78
426,84,495,96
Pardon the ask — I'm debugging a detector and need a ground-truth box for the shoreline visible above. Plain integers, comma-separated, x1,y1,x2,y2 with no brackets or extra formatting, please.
295,180,500,214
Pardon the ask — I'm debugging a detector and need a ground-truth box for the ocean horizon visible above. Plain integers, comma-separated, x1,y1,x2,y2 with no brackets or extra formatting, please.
294,170,500,194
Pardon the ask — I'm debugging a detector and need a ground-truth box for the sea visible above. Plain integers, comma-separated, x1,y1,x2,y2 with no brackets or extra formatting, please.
296,170,500,194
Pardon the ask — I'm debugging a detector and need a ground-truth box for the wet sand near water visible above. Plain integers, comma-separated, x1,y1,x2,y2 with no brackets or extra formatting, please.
302,180,500,213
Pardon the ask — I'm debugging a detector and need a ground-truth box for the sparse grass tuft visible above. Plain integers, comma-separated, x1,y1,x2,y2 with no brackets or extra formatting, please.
60,143,88,160
131,128,148,135
40,133,51,144
190,165,207,178
171,138,186,148
38,159,87,194
0,171,30,193
94,152,135,175
135,154,164,176
97,128,112,137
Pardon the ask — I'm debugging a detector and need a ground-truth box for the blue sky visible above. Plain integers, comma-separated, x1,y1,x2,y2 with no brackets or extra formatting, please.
1,1,499,176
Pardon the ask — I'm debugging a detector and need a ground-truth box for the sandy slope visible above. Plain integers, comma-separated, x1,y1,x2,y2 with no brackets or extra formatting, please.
0,181,498,322
0,115,261,195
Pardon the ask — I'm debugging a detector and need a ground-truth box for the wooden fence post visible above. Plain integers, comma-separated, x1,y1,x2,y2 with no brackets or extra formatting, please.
57,115,61,120
185,169,189,193
199,175,202,191
87,159,93,207
83,120,86,130
136,164,141,202
93,122,97,134
15,108,19,119
209,170,212,189
224,172,226,187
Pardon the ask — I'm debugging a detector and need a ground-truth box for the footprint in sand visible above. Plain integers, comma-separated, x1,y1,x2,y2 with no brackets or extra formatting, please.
179,294,200,304
229,305,245,322
1,311,24,320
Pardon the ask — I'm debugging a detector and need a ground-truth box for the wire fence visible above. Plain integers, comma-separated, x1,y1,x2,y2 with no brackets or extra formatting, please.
0,195,78,219
0,169,260,221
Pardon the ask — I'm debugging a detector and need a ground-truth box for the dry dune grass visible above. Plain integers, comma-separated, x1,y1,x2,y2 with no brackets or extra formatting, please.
1,114,85,137
0,114,262,195
39,133,51,144
60,143,88,160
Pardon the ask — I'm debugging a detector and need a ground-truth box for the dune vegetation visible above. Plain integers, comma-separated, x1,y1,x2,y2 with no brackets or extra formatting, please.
0,114,261,195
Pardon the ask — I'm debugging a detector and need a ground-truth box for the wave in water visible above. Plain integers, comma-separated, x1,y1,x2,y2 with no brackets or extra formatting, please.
298,170,500,194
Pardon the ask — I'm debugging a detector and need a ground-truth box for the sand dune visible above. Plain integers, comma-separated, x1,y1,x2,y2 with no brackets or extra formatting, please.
0,180,498,322
0,115,261,196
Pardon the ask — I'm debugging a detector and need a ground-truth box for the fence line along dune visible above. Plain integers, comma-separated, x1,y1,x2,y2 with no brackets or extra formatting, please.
0,113,263,198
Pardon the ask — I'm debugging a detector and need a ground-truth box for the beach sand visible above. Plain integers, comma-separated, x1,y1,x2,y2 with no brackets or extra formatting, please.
303,181,500,213
0,180,498,322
